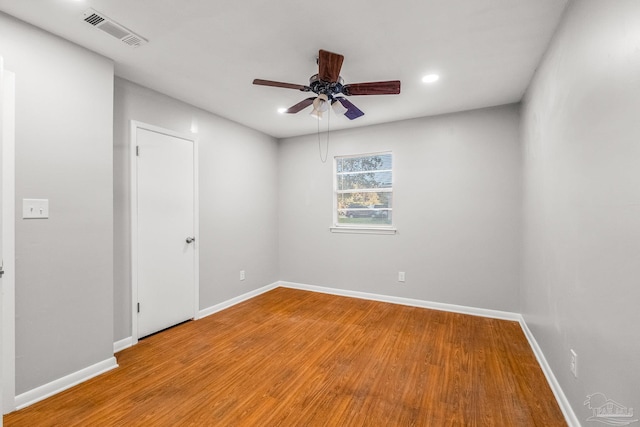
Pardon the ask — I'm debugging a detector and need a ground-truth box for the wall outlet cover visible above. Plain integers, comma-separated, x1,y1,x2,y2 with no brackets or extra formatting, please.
570,349,578,378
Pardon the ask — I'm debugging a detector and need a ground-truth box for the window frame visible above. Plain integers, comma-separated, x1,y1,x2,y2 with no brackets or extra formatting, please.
331,151,397,235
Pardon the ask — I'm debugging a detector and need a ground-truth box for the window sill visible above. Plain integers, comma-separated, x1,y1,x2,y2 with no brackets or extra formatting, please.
330,226,397,235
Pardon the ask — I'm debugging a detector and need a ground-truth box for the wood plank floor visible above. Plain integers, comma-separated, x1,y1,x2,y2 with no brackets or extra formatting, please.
4,288,566,426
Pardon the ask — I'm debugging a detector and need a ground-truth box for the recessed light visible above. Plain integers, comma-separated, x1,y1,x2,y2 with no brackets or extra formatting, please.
422,74,440,83
277,107,287,114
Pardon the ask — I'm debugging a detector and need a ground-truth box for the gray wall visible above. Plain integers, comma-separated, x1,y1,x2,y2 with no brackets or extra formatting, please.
0,13,114,393
279,105,522,312
521,0,640,419
5,3,638,421
114,78,279,341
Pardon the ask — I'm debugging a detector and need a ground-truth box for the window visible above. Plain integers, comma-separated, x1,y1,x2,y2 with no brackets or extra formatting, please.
334,152,393,230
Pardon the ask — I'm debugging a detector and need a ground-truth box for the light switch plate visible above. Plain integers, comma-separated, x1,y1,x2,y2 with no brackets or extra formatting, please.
23,199,49,219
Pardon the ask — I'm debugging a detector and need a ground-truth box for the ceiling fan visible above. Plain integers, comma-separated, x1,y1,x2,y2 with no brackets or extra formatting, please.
253,49,401,120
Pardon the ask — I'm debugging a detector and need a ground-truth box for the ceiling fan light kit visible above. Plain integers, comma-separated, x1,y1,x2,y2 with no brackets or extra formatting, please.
331,99,348,116
253,49,401,121
309,94,329,120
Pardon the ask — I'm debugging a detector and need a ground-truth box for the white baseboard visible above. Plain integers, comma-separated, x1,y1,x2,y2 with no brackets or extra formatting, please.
15,357,118,410
278,281,521,321
114,336,133,353
519,318,581,427
197,282,279,319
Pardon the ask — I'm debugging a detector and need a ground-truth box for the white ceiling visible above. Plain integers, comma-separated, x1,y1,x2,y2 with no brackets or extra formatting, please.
0,0,568,138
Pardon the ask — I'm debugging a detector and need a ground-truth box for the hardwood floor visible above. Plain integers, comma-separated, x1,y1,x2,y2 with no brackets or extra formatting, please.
4,288,566,426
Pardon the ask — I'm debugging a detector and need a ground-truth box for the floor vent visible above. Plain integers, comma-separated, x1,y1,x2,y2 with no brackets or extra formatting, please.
83,8,148,48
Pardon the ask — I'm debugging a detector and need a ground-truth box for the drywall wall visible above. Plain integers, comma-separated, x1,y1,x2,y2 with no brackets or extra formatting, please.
113,78,279,341
279,105,521,312
0,13,114,394
521,0,640,420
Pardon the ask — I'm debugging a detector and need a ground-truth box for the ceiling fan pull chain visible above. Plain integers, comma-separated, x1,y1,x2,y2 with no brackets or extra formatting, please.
318,111,329,163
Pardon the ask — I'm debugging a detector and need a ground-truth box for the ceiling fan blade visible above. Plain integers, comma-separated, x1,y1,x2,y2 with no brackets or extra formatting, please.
253,79,309,91
342,80,401,96
318,49,344,83
286,97,316,114
335,97,365,120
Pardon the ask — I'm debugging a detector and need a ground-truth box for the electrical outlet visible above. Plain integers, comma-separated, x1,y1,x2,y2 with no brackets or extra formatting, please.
570,349,578,378
398,272,406,282
240,270,245,281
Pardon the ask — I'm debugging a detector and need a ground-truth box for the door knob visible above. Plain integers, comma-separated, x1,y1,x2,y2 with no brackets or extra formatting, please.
186,237,195,244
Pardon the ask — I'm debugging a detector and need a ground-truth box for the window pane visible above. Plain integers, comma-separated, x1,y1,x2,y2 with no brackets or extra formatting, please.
337,170,392,190
337,209,392,225
334,153,392,228
336,153,392,173
337,192,392,210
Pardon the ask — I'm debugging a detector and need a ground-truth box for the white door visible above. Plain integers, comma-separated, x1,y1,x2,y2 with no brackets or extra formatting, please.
1,55,5,427
135,126,196,338
1,59,16,420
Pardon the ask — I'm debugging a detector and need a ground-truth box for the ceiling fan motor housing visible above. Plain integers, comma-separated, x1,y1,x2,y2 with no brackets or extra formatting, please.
308,74,344,100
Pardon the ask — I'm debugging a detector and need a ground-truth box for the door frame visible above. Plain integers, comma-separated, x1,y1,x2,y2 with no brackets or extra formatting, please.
130,120,199,345
1,59,16,415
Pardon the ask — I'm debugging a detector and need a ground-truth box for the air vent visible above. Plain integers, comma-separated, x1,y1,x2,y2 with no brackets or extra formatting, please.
84,13,104,26
83,8,148,48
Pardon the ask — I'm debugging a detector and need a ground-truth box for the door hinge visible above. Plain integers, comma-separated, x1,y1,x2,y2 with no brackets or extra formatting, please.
137,302,140,313
136,146,140,156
